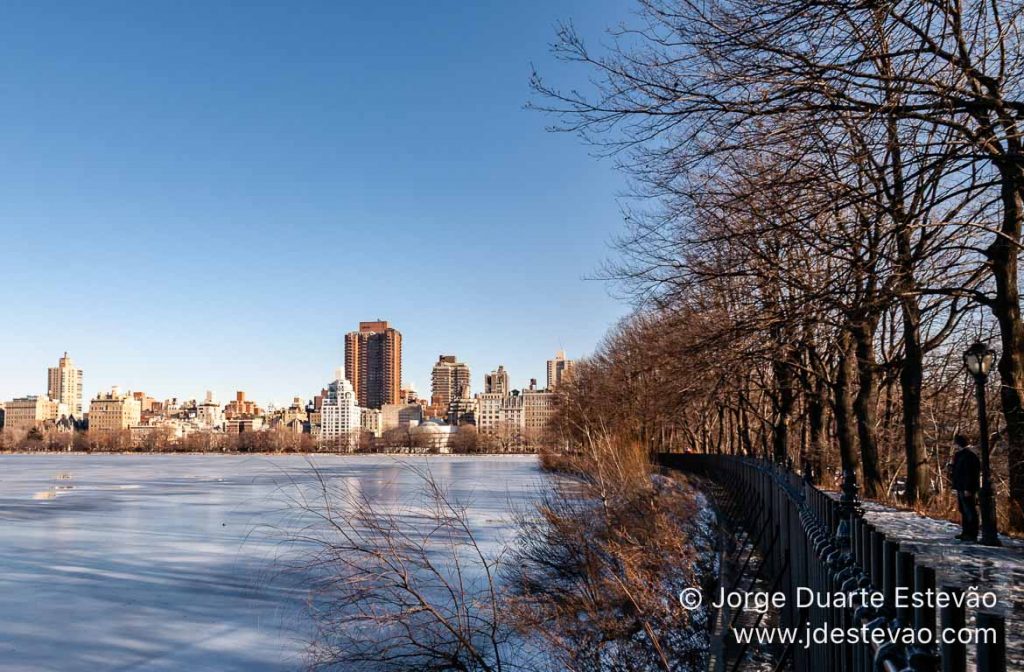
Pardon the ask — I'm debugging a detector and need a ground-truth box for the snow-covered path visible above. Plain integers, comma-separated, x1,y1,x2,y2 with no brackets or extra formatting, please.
849,498,1024,669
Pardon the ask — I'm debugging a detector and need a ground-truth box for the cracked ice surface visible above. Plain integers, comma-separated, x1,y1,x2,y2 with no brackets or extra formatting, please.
0,454,545,672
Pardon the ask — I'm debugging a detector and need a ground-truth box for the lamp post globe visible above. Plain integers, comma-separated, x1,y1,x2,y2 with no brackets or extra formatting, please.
963,342,996,380
963,342,1002,546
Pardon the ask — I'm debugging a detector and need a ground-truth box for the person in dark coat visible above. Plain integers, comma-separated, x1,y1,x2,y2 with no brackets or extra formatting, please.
949,434,981,541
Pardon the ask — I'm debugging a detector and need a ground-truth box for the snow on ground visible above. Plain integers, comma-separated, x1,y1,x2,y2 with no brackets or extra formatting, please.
841,497,1024,670
0,454,544,672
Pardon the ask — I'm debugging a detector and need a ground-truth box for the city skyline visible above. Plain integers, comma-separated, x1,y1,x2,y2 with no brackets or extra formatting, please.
0,0,629,407
2,338,575,411
1,337,570,449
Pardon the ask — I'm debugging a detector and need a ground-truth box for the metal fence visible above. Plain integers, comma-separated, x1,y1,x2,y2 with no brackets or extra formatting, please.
659,453,1008,672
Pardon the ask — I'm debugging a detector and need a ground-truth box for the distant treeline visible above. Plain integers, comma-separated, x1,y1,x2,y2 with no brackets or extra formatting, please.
0,426,545,454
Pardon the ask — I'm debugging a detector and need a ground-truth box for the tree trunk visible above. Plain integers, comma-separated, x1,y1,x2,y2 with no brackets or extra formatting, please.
772,356,796,463
738,393,754,456
899,293,929,504
799,345,828,483
853,319,883,498
808,376,828,483
894,217,929,504
834,332,860,477
716,406,725,455
990,166,1024,529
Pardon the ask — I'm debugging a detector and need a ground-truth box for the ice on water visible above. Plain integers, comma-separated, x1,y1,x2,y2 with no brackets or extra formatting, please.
0,454,544,672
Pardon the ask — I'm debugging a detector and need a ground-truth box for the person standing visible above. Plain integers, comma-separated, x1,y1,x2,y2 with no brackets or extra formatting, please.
949,434,981,542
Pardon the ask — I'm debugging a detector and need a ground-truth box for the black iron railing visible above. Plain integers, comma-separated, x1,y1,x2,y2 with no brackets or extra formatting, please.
659,453,1008,672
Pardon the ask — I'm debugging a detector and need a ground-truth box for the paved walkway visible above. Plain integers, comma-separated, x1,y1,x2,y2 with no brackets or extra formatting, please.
848,498,1024,670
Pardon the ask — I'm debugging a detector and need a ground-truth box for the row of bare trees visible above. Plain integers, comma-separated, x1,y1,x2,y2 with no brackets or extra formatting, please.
536,0,1024,527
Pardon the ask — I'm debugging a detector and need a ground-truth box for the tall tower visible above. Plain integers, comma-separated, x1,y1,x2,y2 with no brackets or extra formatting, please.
320,368,360,449
344,320,402,409
484,365,510,395
546,350,574,391
431,355,471,409
47,352,83,416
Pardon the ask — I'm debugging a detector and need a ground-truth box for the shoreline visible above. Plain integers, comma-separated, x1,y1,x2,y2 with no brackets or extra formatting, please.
0,450,541,457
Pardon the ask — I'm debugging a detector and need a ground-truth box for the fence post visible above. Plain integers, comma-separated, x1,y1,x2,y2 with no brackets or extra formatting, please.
870,529,885,589
895,550,915,626
939,585,965,672
976,612,1006,672
882,539,898,610
860,523,873,575
853,518,863,567
913,565,937,639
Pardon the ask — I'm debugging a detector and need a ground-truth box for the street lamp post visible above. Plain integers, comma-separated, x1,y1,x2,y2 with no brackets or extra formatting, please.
963,342,1002,546
835,466,859,550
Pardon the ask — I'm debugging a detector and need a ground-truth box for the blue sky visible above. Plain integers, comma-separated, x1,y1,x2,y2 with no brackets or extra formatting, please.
0,1,631,406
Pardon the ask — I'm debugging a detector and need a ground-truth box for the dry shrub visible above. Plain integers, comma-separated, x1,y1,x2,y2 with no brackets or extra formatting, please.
280,464,529,672
543,435,653,493
508,435,713,672
536,447,576,474
281,439,712,671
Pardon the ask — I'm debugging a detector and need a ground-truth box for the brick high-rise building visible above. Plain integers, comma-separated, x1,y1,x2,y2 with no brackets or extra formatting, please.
344,320,402,409
484,365,510,395
48,352,83,416
546,350,575,391
224,390,263,419
431,355,471,411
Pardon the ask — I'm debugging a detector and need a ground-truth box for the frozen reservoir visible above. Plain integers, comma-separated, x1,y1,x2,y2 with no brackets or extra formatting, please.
0,454,543,671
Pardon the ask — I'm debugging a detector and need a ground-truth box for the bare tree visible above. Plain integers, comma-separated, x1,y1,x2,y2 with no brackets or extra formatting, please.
532,0,1024,523
282,465,526,672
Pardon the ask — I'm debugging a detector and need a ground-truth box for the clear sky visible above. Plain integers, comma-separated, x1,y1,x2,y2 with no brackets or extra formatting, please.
0,1,631,407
